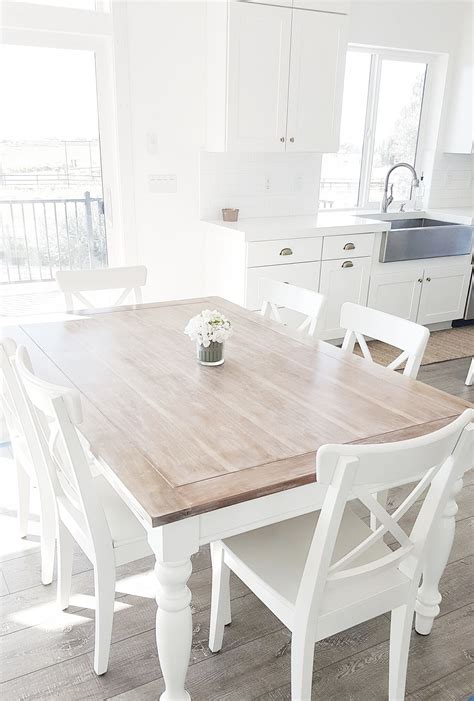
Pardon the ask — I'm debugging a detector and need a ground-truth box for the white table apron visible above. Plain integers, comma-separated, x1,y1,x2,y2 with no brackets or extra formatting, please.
99,465,465,701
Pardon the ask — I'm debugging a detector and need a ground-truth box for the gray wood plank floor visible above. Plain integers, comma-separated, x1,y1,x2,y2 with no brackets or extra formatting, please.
0,356,473,700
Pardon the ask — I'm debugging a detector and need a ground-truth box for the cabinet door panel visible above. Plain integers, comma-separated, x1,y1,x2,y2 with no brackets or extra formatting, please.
246,261,321,310
417,261,471,325
319,257,371,340
227,2,291,152
286,8,347,152
368,269,423,322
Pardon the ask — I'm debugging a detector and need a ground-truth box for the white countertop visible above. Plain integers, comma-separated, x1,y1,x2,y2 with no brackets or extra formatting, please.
425,207,474,225
203,207,473,242
203,213,389,242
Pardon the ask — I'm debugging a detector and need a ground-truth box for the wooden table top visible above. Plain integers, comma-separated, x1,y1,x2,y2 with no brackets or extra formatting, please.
6,297,471,527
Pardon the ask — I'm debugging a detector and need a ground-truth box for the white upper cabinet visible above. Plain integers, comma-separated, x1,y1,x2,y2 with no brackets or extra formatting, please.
206,0,349,152
226,2,291,152
286,8,347,152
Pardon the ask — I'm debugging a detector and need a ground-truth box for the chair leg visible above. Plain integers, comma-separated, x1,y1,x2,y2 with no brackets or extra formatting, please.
370,490,388,531
291,629,315,701
93,553,116,675
57,521,74,609
39,503,56,586
16,461,30,538
389,602,415,701
209,541,231,653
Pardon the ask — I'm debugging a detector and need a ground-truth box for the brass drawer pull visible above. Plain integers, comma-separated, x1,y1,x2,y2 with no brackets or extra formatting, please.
343,242,355,250
279,247,293,256
341,260,354,268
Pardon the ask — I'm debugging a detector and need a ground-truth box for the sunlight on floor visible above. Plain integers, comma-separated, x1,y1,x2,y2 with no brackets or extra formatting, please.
0,438,155,637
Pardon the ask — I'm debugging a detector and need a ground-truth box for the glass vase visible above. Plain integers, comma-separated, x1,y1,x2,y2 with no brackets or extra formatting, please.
196,341,225,366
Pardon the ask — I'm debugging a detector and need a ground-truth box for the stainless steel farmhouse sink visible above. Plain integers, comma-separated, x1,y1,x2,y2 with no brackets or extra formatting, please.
362,214,473,263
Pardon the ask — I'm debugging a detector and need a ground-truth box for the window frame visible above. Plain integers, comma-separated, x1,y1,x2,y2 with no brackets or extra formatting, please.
320,45,437,211
0,1,134,266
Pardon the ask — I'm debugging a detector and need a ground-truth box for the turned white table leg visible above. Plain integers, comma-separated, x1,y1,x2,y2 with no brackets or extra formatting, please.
415,477,463,635
148,519,199,701
156,559,193,701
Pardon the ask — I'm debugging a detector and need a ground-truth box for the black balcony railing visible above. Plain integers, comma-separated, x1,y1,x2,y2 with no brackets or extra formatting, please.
0,192,107,284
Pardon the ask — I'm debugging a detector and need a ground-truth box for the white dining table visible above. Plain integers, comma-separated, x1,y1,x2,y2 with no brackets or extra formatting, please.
6,296,471,700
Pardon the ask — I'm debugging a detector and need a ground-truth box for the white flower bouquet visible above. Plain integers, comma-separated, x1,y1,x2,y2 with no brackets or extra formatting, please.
184,309,233,366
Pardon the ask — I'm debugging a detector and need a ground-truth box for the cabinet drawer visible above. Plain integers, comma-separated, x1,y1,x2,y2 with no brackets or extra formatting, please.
246,261,321,310
247,237,322,267
322,233,375,260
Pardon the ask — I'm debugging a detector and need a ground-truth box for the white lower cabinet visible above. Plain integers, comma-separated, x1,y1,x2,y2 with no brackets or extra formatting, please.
368,268,423,322
245,261,321,310
368,257,471,327
417,262,471,325
319,256,371,340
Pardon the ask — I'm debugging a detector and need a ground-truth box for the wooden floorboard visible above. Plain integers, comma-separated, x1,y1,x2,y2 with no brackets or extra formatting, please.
0,356,472,700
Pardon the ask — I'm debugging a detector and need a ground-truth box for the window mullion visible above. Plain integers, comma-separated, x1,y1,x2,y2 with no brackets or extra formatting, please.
358,53,382,208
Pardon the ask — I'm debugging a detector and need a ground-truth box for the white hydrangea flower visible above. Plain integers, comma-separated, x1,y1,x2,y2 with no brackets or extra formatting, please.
184,309,233,347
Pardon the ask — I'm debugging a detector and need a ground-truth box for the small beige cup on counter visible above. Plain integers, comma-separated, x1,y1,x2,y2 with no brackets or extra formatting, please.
222,208,239,222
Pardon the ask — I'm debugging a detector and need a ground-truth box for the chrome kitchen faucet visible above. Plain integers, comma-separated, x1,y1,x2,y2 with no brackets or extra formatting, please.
381,162,420,212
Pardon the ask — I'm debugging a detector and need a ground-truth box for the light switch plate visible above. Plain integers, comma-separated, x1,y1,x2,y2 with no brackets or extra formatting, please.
148,174,177,193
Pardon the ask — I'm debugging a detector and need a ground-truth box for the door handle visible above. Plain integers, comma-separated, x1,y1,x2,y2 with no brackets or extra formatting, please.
279,247,293,256
426,277,431,282
280,137,285,143
343,242,355,250
418,278,423,283
341,260,354,268
289,137,295,143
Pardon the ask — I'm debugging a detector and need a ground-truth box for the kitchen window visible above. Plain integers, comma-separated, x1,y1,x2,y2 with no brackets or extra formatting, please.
319,48,428,210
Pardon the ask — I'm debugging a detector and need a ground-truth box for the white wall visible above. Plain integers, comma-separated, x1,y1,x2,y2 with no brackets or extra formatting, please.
125,0,207,302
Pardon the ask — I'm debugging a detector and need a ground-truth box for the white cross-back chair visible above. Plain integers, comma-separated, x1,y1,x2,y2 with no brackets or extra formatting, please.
55,265,147,312
209,411,473,700
465,358,474,386
259,278,326,338
340,302,431,529
15,346,152,676
0,339,56,585
340,302,430,380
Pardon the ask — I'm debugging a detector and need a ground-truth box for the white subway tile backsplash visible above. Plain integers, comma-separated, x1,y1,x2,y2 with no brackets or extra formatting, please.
427,152,473,208
199,152,322,219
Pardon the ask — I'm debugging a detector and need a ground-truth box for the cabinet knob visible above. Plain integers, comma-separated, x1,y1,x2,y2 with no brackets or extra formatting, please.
341,260,354,268
343,242,355,250
289,137,295,143
418,278,423,283
426,277,431,282
280,137,285,143
279,247,293,256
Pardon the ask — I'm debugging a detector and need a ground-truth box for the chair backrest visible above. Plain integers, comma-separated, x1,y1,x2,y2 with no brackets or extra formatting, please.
15,345,111,558
55,265,147,312
340,302,430,379
259,278,326,337
295,410,473,625
0,339,54,502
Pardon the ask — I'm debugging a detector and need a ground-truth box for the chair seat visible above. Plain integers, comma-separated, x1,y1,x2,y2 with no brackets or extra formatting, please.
94,475,151,559
222,506,409,629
